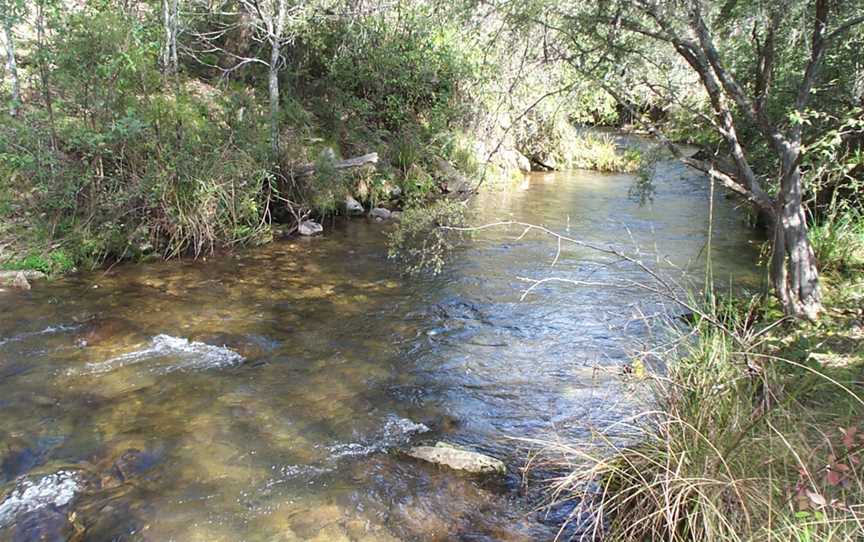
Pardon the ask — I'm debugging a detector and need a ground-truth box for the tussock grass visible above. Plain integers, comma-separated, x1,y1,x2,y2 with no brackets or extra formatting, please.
567,133,642,173
810,209,864,275
528,293,864,541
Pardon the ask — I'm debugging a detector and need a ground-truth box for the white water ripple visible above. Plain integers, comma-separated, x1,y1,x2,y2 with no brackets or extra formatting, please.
71,334,245,376
0,471,80,529
327,416,429,459
0,324,80,349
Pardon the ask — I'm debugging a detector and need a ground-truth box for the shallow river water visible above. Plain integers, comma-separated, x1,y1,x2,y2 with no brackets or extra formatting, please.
0,162,762,541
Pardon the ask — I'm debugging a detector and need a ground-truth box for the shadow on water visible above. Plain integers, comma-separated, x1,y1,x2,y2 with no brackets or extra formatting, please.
0,164,762,540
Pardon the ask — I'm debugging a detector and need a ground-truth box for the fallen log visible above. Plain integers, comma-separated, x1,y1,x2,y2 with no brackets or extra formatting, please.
292,152,379,178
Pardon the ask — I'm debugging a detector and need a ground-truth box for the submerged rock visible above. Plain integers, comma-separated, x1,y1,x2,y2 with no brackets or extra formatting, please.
298,220,324,236
405,442,506,474
0,471,80,532
345,195,365,215
369,207,392,220
75,317,142,348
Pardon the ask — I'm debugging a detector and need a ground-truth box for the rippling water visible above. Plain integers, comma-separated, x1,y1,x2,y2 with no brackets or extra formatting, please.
0,164,761,541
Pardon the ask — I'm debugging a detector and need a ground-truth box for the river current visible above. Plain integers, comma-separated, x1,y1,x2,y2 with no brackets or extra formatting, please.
0,162,761,541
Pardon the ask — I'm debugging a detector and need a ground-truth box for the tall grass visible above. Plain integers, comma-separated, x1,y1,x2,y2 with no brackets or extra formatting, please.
529,295,864,541
810,209,864,275
566,133,642,173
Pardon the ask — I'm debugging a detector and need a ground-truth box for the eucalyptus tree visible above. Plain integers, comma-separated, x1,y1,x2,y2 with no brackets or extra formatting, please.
185,0,313,156
162,0,180,76
1,0,24,116
481,0,864,320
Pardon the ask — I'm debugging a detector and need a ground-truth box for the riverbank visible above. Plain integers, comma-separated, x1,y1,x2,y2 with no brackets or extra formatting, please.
535,270,864,541
0,125,641,283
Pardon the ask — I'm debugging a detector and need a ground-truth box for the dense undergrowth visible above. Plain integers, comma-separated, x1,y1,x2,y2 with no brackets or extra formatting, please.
0,0,643,275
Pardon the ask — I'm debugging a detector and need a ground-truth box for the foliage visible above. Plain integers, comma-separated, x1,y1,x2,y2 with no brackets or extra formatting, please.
0,250,76,275
809,209,864,275
387,199,468,275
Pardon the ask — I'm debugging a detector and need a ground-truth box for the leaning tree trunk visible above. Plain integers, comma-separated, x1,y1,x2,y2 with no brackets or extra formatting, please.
3,14,20,116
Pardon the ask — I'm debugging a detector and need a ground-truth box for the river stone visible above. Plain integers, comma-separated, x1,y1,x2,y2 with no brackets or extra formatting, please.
515,150,532,172
369,207,391,220
405,442,506,474
298,220,323,236
0,270,46,288
11,272,32,290
433,157,473,193
345,195,365,215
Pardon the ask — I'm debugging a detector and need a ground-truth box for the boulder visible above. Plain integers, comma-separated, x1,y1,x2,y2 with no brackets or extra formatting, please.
514,150,532,172
500,148,532,173
433,157,473,194
405,442,506,474
11,272,31,290
390,211,403,222
345,195,365,215
369,207,392,220
298,220,323,236
0,270,45,288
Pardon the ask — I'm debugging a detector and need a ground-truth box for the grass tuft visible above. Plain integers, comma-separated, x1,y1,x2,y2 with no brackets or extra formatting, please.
529,288,864,541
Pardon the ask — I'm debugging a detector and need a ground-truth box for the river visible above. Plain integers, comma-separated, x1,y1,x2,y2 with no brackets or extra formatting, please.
0,161,762,541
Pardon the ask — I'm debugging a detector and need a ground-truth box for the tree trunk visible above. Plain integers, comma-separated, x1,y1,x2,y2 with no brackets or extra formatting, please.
267,0,287,157
268,39,280,156
3,14,20,116
35,2,57,150
769,154,823,320
161,0,179,76
170,0,178,72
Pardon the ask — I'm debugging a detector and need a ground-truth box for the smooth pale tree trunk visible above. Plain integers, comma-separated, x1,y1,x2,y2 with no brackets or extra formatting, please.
2,15,19,116
269,39,280,156
267,0,288,157
161,0,179,76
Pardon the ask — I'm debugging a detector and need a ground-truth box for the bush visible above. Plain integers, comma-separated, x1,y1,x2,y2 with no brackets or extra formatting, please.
387,199,468,274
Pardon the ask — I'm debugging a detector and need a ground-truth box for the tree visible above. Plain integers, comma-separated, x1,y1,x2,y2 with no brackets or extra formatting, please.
1,0,23,116
186,0,307,157
488,0,864,320
161,0,180,76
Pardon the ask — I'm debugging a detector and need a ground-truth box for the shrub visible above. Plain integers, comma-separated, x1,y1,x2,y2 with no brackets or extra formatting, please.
387,199,468,274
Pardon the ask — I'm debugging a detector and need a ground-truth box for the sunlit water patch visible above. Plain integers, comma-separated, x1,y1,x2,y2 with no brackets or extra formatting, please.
0,471,80,529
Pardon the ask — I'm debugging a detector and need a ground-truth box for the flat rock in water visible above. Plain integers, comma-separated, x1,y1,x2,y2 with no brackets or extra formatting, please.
298,220,323,236
406,442,506,474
